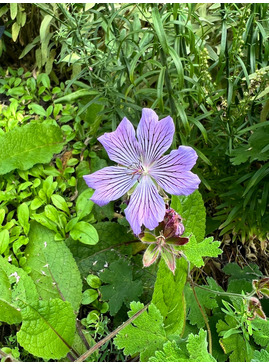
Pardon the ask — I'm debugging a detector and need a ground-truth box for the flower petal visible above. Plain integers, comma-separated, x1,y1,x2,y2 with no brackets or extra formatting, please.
125,175,166,235
98,117,140,167
150,146,200,195
137,108,175,166
83,166,138,206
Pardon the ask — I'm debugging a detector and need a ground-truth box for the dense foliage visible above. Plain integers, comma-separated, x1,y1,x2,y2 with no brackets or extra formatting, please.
0,3,268,362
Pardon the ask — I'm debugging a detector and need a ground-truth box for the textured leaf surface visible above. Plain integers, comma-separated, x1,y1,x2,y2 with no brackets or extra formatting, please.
252,318,269,347
171,190,206,243
223,262,262,282
152,258,187,335
0,265,22,324
0,122,64,175
252,349,269,362
66,222,133,277
181,236,222,268
187,329,216,362
114,302,167,361
99,259,143,315
149,341,187,362
25,222,82,312
17,299,76,360
185,278,223,328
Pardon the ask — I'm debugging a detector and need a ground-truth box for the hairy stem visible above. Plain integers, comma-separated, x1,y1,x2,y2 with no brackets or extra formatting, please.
75,303,150,362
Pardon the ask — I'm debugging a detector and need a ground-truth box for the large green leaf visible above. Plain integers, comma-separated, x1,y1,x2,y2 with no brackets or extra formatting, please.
187,329,216,362
17,298,76,360
25,222,82,312
114,302,167,361
171,190,206,243
0,122,64,175
152,258,188,336
66,221,134,277
99,258,143,316
252,349,269,362
149,341,188,362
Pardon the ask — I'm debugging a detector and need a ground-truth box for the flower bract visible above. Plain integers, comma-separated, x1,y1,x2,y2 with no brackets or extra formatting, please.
83,108,200,235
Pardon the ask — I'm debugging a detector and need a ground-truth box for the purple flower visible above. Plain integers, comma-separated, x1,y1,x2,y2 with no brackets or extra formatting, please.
83,108,200,235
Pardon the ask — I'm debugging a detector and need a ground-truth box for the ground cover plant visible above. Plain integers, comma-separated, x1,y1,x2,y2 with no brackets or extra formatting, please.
0,3,268,362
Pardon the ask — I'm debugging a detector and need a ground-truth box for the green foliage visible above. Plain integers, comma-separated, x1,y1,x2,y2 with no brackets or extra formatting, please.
152,258,187,335
114,302,167,361
181,236,222,268
149,341,188,362
25,222,82,312
252,349,269,362
0,122,64,175
171,190,206,243
17,299,76,360
99,259,143,316
223,262,262,283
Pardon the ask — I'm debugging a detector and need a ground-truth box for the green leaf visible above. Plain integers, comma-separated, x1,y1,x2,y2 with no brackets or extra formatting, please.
0,122,64,175
185,278,223,328
17,202,30,234
171,190,206,243
25,222,82,312
0,229,9,254
28,103,47,116
99,259,143,315
10,3,17,20
181,236,222,268
152,7,169,55
252,318,269,347
51,194,70,215
66,221,133,277
223,263,262,283
0,265,22,324
187,329,216,362
17,299,76,360
152,258,188,335
75,189,94,220
114,302,167,361
81,289,98,305
252,349,269,362
149,340,188,362
70,221,99,245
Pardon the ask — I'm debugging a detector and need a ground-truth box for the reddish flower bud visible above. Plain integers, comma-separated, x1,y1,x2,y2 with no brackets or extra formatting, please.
253,278,269,299
163,208,185,239
247,297,266,321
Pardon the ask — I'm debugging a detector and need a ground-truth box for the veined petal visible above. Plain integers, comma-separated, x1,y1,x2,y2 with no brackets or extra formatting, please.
98,117,140,167
137,108,174,166
143,244,160,267
83,166,139,206
150,146,200,195
125,175,166,235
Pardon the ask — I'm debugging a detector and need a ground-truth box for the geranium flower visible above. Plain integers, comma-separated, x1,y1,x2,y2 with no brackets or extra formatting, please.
83,108,200,235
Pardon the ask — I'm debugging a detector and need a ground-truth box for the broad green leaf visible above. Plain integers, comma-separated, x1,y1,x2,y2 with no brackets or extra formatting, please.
25,222,82,312
185,278,223,328
99,259,143,315
114,302,167,361
17,202,30,234
223,262,262,283
66,222,133,277
70,221,99,245
17,299,76,360
180,236,222,268
0,229,9,254
51,194,70,215
152,258,188,335
252,318,269,347
0,265,22,324
149,341,188,362
187,329,216,362
81,289,98,305
75,189,94,220
0,122,64,175
171,190,206,243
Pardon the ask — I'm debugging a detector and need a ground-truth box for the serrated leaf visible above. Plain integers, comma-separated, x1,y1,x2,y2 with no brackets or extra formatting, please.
25,222,82,312
114,302,167,361
152,258,187,335
187,329,216,362
70,221,99,245
17,298,76,360
185,278,223,328
149,340,188,362
223,262,262,282
66,221,134,277
252,318,269,347
171,190,206,243
181,236,222,268
99,259,143,315
252,349,269,362
0,122,64,175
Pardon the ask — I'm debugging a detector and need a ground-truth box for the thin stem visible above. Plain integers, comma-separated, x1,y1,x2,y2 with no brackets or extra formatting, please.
75,303,150,362
190,280,212,355
192,282,255,300
0,349,19,362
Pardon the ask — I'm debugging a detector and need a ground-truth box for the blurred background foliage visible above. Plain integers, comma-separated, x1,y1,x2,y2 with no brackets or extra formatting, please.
1,2,269,253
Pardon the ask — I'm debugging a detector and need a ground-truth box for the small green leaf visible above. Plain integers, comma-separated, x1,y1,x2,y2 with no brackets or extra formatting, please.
86,274,101,288
0,229,9,254
76,189,94,220
70,221,99,245
81,289,98,305
17,299,76,360
51,194,70,215
17,202,30,234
